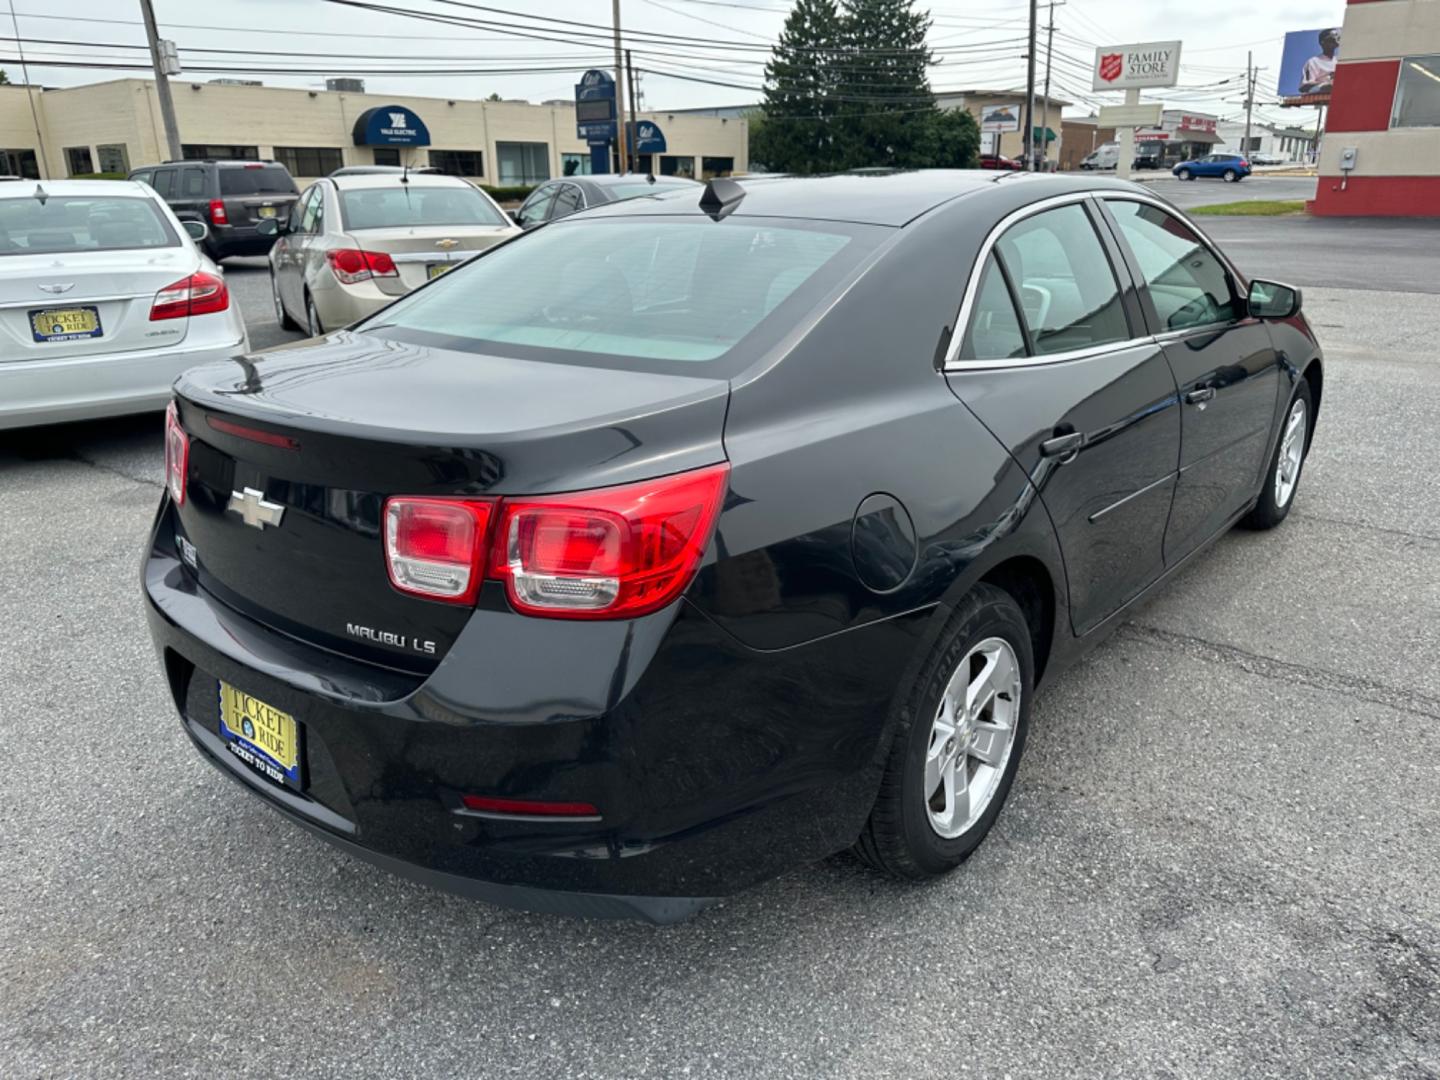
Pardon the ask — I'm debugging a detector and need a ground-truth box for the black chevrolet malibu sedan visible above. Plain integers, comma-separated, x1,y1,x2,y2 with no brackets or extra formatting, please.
144,171,1321,922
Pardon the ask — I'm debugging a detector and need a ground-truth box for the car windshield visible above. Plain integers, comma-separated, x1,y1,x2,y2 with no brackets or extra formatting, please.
339,185,507,229
363,217,871,365
0,195,179,255
603,180,697,200
218,166,297,196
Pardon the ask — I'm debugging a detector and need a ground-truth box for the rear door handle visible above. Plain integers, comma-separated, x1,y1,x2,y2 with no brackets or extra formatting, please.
1184,386,1216,405
1039,431,1084,461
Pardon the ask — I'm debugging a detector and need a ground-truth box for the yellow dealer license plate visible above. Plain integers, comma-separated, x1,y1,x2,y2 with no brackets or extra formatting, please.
30,306,102,343
427,263,451,280
218,681,301,786
258,205,277,218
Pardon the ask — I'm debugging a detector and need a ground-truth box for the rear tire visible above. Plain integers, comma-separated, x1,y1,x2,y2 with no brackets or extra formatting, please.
1223,169,1239,183
272,272,300,331
305,292,324,337
855,583,1033,879
1243,379,1312,530
1177,168,1192,181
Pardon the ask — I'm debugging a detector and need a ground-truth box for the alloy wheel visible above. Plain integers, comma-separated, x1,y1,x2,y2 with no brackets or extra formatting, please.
1224,170,1238,182
1274,397,1307,508
924,636,1022,840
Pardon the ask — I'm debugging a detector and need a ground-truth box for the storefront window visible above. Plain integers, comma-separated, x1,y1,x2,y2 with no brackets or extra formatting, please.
274,147,344,177
1,148,41,179
182,144,259,161
496,142,549,184
701,156,734,179
97,144,130,174
561,152,593,176
660,155,695,178
1392,55,1440,128
64,146,94,176
430,149,485,177
373,148,401,167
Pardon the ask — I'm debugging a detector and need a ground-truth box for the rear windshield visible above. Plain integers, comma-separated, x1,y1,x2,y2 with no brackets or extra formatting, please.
361,217,873,365
605,180,697,200
0,195,178,255
218,166,297,196
339,185,506,230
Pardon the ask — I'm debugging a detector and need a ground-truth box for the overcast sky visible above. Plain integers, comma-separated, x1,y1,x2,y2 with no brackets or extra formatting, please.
5,0,1343,126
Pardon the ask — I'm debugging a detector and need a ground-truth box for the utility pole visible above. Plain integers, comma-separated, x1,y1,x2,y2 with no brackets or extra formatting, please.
6,0,49,177
1039,0,1063,170
1242,50,1255,160
1024,0,1038,170
611,0,629,174
626,49,640,175
139,0,182,162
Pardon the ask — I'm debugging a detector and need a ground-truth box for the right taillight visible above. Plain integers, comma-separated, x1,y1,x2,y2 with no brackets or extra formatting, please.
490,464,730,619
326,248,399,285
164,400,189,505
380,464,730,617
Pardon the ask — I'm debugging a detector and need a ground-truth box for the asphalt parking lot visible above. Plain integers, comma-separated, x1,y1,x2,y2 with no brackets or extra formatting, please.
1136,172,1318,210
3,211,1439,1078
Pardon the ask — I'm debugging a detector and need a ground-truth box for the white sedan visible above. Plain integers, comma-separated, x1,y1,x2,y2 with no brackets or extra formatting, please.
0,179,247,430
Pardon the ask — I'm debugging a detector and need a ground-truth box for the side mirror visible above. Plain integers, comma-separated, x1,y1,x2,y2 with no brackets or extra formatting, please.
182,219,209,242
508,210,524,226
256,217,280,238
1248,279,1302,320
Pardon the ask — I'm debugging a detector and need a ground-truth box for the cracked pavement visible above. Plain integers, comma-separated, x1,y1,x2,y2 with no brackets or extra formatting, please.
2,231,1438,1078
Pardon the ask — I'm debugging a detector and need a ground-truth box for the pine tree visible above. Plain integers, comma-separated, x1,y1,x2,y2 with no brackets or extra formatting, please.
753,0,844,174
835,0,936,168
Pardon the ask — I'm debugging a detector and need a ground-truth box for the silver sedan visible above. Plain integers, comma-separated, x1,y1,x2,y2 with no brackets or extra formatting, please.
265,173,519,336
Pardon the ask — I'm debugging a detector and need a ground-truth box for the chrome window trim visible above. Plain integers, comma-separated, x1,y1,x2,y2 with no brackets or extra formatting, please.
942,191,1145,373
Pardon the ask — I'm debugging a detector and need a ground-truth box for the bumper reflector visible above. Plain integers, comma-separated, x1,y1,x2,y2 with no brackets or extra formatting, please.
460,795,601,819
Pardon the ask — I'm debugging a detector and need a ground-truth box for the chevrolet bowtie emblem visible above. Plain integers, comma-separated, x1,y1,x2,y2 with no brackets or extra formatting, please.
227,487,285,530
38,282,75,294
435,238,460,249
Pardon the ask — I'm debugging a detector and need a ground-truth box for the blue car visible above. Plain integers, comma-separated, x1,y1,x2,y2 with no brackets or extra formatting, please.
1173,154,1252,182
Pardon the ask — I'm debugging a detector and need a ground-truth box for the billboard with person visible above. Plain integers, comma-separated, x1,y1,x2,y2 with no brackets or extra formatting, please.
1278,27,1342,102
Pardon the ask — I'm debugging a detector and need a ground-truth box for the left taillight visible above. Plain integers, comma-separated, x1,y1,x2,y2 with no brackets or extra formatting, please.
164,400,189,505
380,463,730,617
150,271,229,321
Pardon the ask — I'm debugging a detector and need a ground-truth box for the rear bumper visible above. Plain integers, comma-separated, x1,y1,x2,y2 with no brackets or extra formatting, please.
0,331,247,430
142,501,926,920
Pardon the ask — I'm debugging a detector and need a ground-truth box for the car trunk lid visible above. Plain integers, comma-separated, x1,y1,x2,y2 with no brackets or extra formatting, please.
345,226,515,294
170,331,729,671
0,248,198,360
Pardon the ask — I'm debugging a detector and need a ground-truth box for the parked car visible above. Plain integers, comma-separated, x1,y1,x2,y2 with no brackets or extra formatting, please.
1131,144,1165,170
1173,154,1252,182
511,173,702,228
264,172,518,335
1249,152,1287,166
144,172,1321,922
1080,143,1119,170
129,160,299,261
0,179,246,429
979,153,1023,171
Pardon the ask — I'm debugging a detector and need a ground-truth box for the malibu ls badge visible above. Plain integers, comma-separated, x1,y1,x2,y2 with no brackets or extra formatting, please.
227,487,285,530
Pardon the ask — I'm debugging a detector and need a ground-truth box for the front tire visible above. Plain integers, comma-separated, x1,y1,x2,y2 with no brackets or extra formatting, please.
1243,379,1312,530
856,583,1034,879
1177,168,1192,181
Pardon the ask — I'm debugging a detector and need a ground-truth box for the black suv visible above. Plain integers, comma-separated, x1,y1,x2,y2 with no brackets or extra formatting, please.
128,160,299,260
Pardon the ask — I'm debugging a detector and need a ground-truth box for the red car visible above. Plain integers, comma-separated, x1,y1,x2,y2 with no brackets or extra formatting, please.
979,154,1024,171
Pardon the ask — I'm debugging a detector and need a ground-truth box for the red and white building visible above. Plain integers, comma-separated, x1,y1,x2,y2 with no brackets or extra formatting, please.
1311,0,1440,216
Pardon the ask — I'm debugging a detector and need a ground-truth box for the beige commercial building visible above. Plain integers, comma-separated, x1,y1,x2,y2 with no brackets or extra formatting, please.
0,78,749,186
936,89,1070,166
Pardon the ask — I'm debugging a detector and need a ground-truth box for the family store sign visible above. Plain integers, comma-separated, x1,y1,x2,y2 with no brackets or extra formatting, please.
1091,41,1182,91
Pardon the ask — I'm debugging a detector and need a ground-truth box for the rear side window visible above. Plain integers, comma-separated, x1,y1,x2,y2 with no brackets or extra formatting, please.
1106,200,1239,331
0,195,178,255
994,203,1130,355
364,218,870,365
219,165,298,196
338,185,506,229
960,255,1027,362
181,167,206,197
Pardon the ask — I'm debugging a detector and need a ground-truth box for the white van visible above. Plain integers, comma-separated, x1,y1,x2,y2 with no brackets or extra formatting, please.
1080,143,1119,171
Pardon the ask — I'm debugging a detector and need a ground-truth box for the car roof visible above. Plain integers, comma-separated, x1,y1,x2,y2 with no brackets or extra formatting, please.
574,173,703,190
0,179,154,199
327,173,482,192
577,170,1159,228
